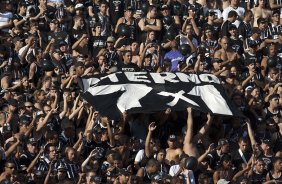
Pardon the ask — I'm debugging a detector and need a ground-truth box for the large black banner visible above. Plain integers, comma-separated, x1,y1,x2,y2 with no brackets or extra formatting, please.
80,72,241,120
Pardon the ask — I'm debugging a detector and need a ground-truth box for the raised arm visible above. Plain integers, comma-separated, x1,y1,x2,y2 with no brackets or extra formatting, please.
193,113,213,144
246,119,257,148
183,107,199,157
242,71,256,88
24,118,36,137
5,134,21,158
106,117,115,147
27,147,44,173
184,107,193,144
44,160,54,184
69,102,85,120
73,132,83,150
59,94,68,119
36,109,55,131
145,122,157,158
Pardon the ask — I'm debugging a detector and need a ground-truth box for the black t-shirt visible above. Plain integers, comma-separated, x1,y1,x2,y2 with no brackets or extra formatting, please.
206,151,223,170
118,62,140,72
82,139,110,158
85,0,100,15
229,38,244,55
115,38,132,49
19,152,35,167
109,0,125,25
203,23,221,40
251,170,267,184
47,31,68,48
231,149,252,171
258,154,273,171
221,20,233,37
69,28,87,44
89,35,107,57
238,21,252,40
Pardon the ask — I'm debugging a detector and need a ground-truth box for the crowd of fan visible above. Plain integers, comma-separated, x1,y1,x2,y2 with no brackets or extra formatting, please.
0,0,282,183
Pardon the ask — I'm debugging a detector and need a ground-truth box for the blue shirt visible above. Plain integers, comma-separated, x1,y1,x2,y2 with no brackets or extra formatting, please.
164,50,183,72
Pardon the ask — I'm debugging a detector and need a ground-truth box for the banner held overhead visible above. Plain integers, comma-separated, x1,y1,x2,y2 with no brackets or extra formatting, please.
80,72,241,120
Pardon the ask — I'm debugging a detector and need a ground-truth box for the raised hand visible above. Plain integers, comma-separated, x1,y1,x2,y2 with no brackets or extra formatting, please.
165,108,171,115
207,112,213,122
148,122,157,132
187,107,192,113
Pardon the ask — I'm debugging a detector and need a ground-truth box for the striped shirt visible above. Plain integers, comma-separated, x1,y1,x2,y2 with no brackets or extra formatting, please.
36,155,50,172
264,24,282,39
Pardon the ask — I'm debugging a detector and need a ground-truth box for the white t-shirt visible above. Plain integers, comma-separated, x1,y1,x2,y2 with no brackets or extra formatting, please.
222,6,245,28
18,45,34,61
169,164,181,176
47,0,64,4
203,8,223,20
134,149,145,163
0,12,13,32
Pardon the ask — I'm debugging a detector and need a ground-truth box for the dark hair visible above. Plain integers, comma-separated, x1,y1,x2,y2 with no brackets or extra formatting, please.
245,10,253,17
73,15,82,22
146,159,159,168
238,137,249,143
45,143,56,153
228,11,238,18
112,153,122,161
220,154,231,166
163,59,172,68
100,1,108,6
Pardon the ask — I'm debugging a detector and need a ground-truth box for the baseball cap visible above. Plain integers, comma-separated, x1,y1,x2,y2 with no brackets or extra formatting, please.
75,3,84,10
188,5,196,10
27,138,37,145
57,163,67,171
261,139,271,145
106,36,116,43
59,41,67,47
19,116,31,125
50,19,58,24
217,179,230,184
8,99,18,107
168,134,177,142
245,86,253,92
245,57,257,65
161,4,169,10
217,139,228,149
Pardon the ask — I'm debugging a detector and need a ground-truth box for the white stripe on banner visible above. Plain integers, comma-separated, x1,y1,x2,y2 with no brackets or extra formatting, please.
80,72,240,119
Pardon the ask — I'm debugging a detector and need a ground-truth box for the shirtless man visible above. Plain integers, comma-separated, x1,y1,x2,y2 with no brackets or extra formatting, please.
131,42,141,67
165,134,183,166
252,0,272,27
214,37,239,69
